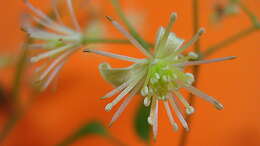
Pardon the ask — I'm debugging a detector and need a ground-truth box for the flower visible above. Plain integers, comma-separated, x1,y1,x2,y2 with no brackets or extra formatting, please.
22,0,97,91
85,13,235,139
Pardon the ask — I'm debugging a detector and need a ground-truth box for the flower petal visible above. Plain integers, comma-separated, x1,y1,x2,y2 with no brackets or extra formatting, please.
154,27,184,58
99,62,146,87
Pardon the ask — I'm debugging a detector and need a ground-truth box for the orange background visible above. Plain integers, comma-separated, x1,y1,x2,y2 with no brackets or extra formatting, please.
0,0,260,146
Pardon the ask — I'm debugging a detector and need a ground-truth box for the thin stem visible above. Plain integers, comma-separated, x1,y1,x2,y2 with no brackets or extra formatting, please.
202,26,258,58
10,39,32,110
110,0,151,51
84,38,130,44
238,1,260,28
178,0,200,146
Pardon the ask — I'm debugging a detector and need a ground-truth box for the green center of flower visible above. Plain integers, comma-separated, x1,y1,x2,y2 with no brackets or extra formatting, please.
141,58,194,101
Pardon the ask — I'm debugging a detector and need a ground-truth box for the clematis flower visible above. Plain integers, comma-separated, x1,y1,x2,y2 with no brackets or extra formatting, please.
22,0,103,91
84,13,235,139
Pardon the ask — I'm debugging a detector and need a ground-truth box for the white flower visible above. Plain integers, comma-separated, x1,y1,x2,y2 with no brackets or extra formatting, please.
22,0,89,91
85,13,235,139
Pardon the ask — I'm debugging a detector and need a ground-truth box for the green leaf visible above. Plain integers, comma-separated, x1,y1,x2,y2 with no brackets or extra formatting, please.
134,103,151,142
57,121,108,146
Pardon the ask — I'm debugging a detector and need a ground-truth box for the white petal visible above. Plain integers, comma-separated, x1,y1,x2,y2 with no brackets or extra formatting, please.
66,0,81,32
31,44,74,63
174,56,236,67
184,85,224,110
169,95,189,131
163,101,178,131
38,48,77,81
109,80,143,126
106,16,152,58
84,49,146,63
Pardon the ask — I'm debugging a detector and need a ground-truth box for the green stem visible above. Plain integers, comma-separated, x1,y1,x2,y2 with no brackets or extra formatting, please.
238,1,260,28
85,38,130,44
179,0,201,146
0,38,33,143
110,0,151,51
10,39,31,107
202,26,258,58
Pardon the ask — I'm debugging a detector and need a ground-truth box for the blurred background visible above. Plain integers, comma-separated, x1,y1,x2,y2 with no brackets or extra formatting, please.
0,0,260,146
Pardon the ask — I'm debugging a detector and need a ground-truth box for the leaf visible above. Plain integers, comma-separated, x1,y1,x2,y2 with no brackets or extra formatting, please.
57,121,108,146
134,103,151,142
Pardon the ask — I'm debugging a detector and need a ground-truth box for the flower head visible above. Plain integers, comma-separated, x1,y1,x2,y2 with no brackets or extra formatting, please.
85,13,235,139
22,0,94,91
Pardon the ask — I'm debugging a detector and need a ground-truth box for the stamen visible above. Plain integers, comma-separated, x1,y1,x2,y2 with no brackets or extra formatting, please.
153,99,159,140
31,44,74,63
163,101,178,131
84,49,146,63
143,96,151,107
109,80,143,127
41,61,65,91
174,56,236,66
176,28,205,54
141,86,149,96
66,0,81,32
173,91,195,115
184,85,224,110
169,95,189,131
105,16,152,58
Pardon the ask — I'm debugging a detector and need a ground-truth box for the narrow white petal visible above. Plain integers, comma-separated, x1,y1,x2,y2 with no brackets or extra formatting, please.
66,0,81,32
51,0,64,24
153,100,159,140
38,48,77,81
148,97,156,126
106,16,152,58
41,61,65,91
102,70,145,99
176,28,205,54
31,44,74,63
101,81,129,99
169,95,189,131
32,15,75,35
106,72,144,111
84,49,146,63
109,80,143,126
184,85,224,110
163,101,178,131
174,56,236,67
24,0,54,24
173,91,195,115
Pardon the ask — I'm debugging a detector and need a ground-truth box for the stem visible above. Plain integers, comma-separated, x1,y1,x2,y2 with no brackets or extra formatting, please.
202,26,258,58
238,1,260,28
84,38,130,44
10,39,31,107
178,0,200,146
0,39,33,143
110,0,151,51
